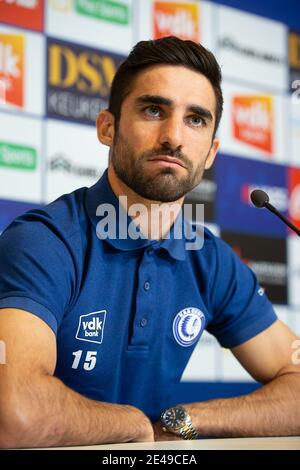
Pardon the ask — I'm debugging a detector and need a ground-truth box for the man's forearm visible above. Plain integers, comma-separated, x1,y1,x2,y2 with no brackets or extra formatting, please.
184,371,300,437
1,374,153,448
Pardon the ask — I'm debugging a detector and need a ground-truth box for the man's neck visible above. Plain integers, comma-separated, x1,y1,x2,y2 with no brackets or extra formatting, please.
107,166,184,240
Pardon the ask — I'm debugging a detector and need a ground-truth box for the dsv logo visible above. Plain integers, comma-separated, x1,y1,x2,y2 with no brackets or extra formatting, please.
48,41,119,96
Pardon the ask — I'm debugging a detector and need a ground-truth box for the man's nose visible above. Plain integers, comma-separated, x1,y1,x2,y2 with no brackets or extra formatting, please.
158,115,184,150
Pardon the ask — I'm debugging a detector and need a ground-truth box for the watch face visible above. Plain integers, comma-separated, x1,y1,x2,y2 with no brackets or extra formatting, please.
162,407,186,430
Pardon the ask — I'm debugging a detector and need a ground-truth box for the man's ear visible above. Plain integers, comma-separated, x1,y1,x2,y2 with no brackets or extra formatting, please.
96,110,115,147
205,138,220,170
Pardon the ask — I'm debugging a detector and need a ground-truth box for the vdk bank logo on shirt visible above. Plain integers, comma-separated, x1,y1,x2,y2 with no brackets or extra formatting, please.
76,310,107,344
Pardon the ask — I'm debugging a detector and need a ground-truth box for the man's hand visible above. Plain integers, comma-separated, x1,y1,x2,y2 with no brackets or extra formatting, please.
172,321,300,438
0,309,154,448
132,413,155,442
152,421,183,441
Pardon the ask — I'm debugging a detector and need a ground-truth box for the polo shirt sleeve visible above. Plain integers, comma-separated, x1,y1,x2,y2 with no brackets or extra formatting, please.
206,236,278,349
0,214,76,335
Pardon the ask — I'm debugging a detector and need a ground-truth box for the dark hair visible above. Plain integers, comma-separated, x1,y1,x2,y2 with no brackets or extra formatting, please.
108,36,223,137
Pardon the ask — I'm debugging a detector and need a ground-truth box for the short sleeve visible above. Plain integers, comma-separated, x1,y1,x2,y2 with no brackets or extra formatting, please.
206,236,277,348
0,213,76,334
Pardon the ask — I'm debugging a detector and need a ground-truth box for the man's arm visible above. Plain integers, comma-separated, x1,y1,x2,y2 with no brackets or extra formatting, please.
0,309,154,448
155,320,300,440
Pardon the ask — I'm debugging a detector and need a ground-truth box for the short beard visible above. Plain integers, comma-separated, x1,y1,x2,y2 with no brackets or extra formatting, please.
111,130,209,203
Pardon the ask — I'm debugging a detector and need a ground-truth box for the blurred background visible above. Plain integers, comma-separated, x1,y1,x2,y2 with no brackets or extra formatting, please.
0,0,300,404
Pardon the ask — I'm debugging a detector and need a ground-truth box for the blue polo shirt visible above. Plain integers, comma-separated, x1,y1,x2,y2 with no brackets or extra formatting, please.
0,170,277,421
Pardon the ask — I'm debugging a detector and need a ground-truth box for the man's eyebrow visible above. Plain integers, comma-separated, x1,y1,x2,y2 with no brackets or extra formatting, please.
135,95,172,106
188,105,213,122
135,95,213,122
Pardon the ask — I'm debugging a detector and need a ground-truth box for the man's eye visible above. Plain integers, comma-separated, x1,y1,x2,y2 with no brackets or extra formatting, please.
144,106,161,117
188,115,206,127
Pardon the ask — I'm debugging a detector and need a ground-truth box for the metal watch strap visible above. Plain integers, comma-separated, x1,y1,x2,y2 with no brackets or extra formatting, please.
179,422,198,440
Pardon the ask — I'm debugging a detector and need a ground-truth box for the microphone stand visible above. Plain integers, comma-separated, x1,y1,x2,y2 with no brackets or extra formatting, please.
264,202,300,237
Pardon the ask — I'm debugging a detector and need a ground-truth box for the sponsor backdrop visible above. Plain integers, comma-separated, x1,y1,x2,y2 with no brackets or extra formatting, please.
0,0,300,404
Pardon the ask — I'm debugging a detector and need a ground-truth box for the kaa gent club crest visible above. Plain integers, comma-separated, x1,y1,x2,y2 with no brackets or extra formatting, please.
173,307,205,347
76,310,107,344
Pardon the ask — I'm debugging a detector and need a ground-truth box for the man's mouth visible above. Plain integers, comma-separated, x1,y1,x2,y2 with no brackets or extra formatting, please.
148,155,186,168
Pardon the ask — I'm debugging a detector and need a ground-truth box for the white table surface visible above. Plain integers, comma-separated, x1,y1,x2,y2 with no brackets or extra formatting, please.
38,436,300,450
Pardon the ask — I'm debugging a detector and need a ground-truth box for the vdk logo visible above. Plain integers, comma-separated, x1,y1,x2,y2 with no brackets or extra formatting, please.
0,34,24,108
173,307,205,347
76,310,106,344
153,1,200,42
232,95,273,154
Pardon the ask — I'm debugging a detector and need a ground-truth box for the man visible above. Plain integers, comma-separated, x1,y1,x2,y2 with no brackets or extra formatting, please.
0,37,299,448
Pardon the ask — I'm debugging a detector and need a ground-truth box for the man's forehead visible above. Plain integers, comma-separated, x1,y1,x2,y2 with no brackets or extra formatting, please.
126,64,216,111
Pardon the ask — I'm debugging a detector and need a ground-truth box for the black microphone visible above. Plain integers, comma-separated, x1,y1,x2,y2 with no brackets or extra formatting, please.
250,189,300,237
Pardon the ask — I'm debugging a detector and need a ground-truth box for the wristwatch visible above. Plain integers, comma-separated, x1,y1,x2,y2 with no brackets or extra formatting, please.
160,405,198,440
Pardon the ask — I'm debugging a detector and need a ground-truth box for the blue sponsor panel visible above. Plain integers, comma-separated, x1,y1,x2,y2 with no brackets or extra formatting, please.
221,231,288,304
215,153,288,237
0,199,41,234
214,0,300,32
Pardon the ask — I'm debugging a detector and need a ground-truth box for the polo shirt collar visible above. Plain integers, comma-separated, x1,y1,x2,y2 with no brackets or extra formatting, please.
85,170,186,261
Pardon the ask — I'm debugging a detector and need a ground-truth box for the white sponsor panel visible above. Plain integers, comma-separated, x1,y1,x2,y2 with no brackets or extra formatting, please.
287,237,300,307
181,331,221,382
0,112,42,203
46,119,108,203
47,0,133,54
219,82,287,164
0,24,45,116
136,0,215,51
290,99,300,167
217,5,288,91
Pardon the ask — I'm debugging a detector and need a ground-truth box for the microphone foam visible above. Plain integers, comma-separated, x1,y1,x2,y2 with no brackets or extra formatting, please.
250,189,269,208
